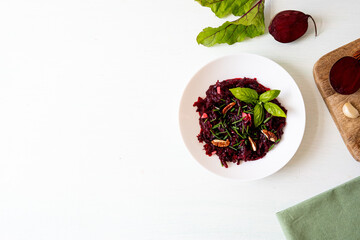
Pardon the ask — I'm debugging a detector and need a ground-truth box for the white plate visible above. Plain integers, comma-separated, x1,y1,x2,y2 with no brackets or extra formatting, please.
179,54,306,181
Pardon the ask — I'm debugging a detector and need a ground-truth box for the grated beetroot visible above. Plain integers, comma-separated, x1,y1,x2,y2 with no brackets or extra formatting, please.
193,78,287,168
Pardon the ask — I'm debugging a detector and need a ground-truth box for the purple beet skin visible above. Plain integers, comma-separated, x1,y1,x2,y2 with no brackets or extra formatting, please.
269,10,317,43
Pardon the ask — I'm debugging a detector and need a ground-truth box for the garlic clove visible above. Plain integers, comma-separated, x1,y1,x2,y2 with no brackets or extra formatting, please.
342,102,359,118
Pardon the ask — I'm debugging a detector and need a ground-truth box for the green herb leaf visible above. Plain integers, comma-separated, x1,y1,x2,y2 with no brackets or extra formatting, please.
263,116,272,124
212,122,222,129
254,104,264,127
237,106,241,116
264,102,287,118
196,0,265,46
210,129,219,137
195,0,258,18
259,90,280,102
232,127,244,139
229,146,238,151
229,87,259,104
232,117,244,124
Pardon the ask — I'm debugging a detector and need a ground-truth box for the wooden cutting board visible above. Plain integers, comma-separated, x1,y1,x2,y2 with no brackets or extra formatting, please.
313,38,360,162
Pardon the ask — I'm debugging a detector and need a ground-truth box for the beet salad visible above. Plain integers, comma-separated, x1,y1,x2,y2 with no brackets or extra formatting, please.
193,78,287,168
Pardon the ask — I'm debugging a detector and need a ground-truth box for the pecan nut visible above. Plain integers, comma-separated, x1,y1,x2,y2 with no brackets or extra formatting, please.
222,102,236,114
261,129,277,142
211,139,230,147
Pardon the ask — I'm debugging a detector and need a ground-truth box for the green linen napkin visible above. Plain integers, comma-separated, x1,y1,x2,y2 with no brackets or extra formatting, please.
276,176,360,240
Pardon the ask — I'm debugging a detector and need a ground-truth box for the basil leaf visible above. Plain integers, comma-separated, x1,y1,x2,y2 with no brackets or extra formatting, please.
264,102,287,118
196,0,265,46
259,90,280,102
195,0,258,18
229,87,259,104
254,104,264,127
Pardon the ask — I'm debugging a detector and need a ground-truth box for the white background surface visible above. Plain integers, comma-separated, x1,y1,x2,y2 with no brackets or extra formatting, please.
0,0,359,239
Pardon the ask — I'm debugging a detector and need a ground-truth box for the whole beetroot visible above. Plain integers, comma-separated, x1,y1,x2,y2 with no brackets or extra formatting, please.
269,10,317,43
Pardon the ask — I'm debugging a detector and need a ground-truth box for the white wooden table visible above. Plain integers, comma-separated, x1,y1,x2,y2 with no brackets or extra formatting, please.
0,0,359,239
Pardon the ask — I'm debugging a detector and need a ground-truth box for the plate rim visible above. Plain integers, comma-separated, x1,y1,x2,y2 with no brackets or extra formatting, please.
179,53,306,181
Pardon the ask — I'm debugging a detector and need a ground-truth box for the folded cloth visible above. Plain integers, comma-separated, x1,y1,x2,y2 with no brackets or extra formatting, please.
276,176,360,240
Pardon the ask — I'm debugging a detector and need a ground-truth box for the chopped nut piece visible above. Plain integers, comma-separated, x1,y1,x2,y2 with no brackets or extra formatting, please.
222,102,236,114
248,137,257,151
261,129,278,142
211,139,230,147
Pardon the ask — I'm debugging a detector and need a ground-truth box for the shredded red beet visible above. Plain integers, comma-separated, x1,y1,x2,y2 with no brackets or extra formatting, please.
193,78,287,168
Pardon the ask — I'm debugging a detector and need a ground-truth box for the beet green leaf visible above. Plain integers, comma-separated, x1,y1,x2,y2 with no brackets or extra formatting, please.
196,0,265,46
195,0,258,18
